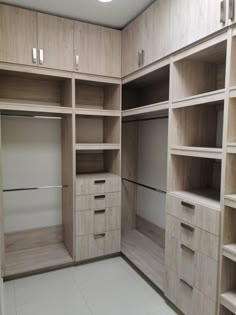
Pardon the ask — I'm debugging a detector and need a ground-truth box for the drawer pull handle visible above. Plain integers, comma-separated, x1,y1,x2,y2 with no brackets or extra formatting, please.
94,233,106,239
94,209,106,214
181,244,195,255
181,201,195,209
94,195,105,199
180,279,193,290
180,222,195,232
229,0,235,20
94,180,106,184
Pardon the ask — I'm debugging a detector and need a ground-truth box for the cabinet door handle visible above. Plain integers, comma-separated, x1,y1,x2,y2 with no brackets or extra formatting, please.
229,0,235,20
141,49,144,66
75,55,79,70
32,48,37,64
94,209,106,214
94,180,106,184
220,0,226,23
181,244,195,255
94,195,105,199
94,233,106,239
180,279,193,290
39,49,44,65
138,50,142,67
180,222,195,232
181,201,195,210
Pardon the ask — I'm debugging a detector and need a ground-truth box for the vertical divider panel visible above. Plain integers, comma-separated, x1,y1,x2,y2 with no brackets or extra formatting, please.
0,115,4,275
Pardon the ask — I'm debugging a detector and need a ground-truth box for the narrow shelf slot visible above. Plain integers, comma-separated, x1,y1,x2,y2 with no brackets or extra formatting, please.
221,290,236,314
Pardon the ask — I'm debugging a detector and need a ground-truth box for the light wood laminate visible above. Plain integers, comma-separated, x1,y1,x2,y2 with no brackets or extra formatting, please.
0,4,37,66
171,146,223,160
37,13,74,71
74,21,121,77
221,290,236,314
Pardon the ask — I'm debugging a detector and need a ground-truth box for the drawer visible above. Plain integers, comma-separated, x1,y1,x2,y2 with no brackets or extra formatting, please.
76,230,121,261
76,174,121,195
76,207,121,236
178,243,197,287
76,192,121,211
180,220,199,250
165,233,178,272
166,194,220,235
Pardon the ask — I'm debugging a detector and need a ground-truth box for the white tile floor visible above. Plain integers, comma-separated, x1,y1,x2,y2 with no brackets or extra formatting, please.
4,257,177,315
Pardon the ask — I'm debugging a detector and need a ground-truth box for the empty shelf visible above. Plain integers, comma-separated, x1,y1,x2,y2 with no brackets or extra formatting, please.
171,146,223,159
227,143,236,154
121,229,165,291
225,195,236,208
223,244,236,262
122,101,169,119
221,290,236,314
75,143,121,150
230,86,236,99
75,108,120,117
4,243,73,277
172,89,225,109
170,190,221,210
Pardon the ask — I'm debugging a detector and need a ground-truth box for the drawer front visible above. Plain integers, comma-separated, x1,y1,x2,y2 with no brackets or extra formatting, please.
195,204,220,236
165,233,178,272
76,192,121,211
76,175,121,195
167,194,196,225
178,243,196,287
76,207,121,236
180,221,199,250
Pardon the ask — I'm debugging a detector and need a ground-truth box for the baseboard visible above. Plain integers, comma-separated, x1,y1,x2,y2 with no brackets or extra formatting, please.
0,278,3,315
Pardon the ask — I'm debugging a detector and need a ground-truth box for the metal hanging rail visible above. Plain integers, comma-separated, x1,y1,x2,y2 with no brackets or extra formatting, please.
3,185,68,192
122,178,166,194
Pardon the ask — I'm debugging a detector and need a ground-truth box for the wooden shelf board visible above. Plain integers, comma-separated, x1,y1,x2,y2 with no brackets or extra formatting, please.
169,190,221,210
225,195,236,208
227,143,236,154
75,143,121,151
75,108,121,117
122,101,169,118
0,99,73,115
223,244,236,262
4,243,73,277
172,89,225,109
171,146,222,159
121,229,165,292
229,86,236,99
221,290,236,314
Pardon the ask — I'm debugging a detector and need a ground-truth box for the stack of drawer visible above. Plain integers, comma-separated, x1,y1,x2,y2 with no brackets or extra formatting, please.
165,193,220,315
75,173,121,261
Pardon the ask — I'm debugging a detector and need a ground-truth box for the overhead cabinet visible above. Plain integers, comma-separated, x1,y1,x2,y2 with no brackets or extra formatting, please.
74,22,121,77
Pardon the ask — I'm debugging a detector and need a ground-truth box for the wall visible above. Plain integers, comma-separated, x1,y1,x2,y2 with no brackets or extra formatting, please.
1,116,62,233
136,117,168,229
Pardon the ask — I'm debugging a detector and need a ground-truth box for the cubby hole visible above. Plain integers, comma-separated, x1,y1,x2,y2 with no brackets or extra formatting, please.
76,150,120,176
173,40,226,100
0,70,72,107
172,102,223,149
223,206,236,247
230,36,236,88
75,115,120,145
225,154,236,195
227,99,236,144
122,65,169,110
169,155,221,203
75,80,120,111
220,257,236,314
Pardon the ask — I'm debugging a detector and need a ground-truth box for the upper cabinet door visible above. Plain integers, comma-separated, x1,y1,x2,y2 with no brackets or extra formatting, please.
37,13,74,71
170,0,224,52
0,5,37,66
122,0,172,77
74,22,121,77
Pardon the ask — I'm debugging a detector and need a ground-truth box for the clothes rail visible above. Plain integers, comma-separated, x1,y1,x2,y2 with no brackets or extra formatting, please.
3,185,68,192
122,115,168,124
1,114,62,120
122,178,166,194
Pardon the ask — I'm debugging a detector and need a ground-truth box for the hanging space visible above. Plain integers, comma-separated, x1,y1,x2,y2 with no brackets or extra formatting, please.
0,71,74,277
121,64,170,291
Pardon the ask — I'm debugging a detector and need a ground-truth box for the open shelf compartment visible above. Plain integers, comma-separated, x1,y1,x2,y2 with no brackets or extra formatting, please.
173,40,226,101
220,257,236,314
122,65,170,111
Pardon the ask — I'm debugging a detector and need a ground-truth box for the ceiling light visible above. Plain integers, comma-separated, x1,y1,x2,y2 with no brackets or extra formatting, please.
98,0,113,2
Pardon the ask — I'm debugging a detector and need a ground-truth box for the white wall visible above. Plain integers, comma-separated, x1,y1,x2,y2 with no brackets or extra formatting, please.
2,116,62,233
136,118,168,229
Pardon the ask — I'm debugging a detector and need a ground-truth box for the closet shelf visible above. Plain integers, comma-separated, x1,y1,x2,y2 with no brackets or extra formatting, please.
225,195,236,208
227,143,236,154
122,101,169,118
170,190,221,210
4,243,73,277
223,244,236,262
75,143,121,151
170,146,223,159
221,290,236,314
0,100,73,115
75,108,120,117
229,86,236,99
172,89,225,109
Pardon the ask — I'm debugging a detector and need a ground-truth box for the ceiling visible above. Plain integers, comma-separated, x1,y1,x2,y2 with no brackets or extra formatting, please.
2,0,155,29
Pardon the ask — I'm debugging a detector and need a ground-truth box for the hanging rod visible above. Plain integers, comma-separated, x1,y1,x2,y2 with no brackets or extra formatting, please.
3,185,68,192
122,115,168,124
1,114,62,120
122,178,166,194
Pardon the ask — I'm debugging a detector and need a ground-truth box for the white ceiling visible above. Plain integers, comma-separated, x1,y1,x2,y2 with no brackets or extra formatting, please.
2,0,155,29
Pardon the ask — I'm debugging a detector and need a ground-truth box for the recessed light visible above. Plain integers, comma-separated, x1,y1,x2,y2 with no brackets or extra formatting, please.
98,0,112,2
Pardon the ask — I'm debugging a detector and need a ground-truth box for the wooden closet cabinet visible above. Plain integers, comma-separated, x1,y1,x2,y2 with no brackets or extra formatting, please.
37,13,74,71
0,5,37,66
74,22,121,77
122,0,171,77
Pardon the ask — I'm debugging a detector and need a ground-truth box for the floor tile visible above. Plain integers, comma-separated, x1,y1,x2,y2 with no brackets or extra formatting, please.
3,281,17,315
